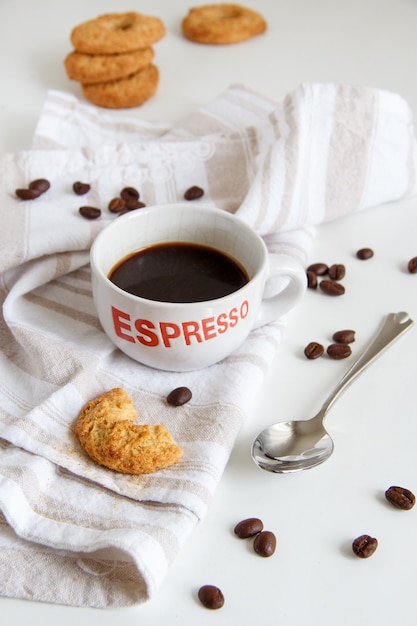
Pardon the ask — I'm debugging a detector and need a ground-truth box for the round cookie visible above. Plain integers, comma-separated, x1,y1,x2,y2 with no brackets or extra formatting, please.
182,3,267,45
71,12,166,54
75,388,183,475
82,64,159,109
64,47,155,84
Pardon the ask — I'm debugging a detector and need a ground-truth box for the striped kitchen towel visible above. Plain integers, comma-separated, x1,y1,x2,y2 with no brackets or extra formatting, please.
0,83,415,608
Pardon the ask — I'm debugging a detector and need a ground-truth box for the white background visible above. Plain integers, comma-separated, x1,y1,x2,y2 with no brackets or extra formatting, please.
1,1,417,624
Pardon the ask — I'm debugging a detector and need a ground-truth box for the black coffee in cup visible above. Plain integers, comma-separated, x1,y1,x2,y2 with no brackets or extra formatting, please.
108,242,249,303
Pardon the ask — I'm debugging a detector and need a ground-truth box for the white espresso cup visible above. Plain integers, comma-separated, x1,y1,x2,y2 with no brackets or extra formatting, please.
90,203,306,371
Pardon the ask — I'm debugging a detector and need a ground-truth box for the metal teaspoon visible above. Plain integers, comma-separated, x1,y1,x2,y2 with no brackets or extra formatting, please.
251,312,414,473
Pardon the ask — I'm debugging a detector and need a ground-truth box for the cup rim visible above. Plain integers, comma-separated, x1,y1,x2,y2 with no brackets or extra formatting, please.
90,203,267,309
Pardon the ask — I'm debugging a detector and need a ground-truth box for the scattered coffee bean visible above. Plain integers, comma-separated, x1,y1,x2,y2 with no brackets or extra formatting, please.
73,181,91,195
29,178,50,193
198,585,224,610
407,256,417,274
356,247,374,260
253,530,276,557
304,341,324,360
352,534,378,558
184,185,204,201
15,178,51,200
79,206,101,220
126,200,146,210
167,386,192,406
15,187,42,200
332,329,356,344
307,262,328,276
120,186,140,202
319,279,345,296
234,517,264,539
108,197,127,213
328,263,346,280
327,343,352,359
306,270,318,289
385,485,416,510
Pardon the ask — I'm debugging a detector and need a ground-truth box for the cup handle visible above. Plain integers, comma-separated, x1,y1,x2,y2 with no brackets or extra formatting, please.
253,254,306,329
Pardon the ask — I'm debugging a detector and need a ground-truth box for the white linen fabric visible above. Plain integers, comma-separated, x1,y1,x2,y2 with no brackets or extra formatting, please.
0,83,416,608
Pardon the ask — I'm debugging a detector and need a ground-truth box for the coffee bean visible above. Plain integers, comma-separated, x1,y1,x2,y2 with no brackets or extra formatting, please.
352,534,378,558
306,270,318,289
332,329,356,344
184,185,204,201
407,257,417,274
307,262,328,276
167,386,192,406
15,188,42,200
198,585,224,610
120,186,140,202
73,181,91,195
304,341,324,360
385,485,416,510
108,197,127,213
79,206,101,220
234,517,264,539
356,247,374,260
319,280,345,296
126,200,146,211
328,263,346,280
29,178,50,193
253,530,276,557
327,343,352,359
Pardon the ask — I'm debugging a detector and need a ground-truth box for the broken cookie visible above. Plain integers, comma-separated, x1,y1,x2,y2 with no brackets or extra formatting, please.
75,387,182,474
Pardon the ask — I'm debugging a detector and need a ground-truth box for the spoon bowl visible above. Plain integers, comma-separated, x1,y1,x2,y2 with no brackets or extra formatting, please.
252,417,333,473
251,312,414,473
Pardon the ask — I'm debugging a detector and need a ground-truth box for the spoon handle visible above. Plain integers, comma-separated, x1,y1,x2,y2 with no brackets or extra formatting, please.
321,312,414,416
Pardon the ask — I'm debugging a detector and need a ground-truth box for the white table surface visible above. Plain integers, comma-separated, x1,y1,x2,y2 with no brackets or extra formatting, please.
1,1,417,624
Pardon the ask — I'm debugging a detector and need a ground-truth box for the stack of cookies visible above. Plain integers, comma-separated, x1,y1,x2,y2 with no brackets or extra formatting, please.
64,12,165,109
